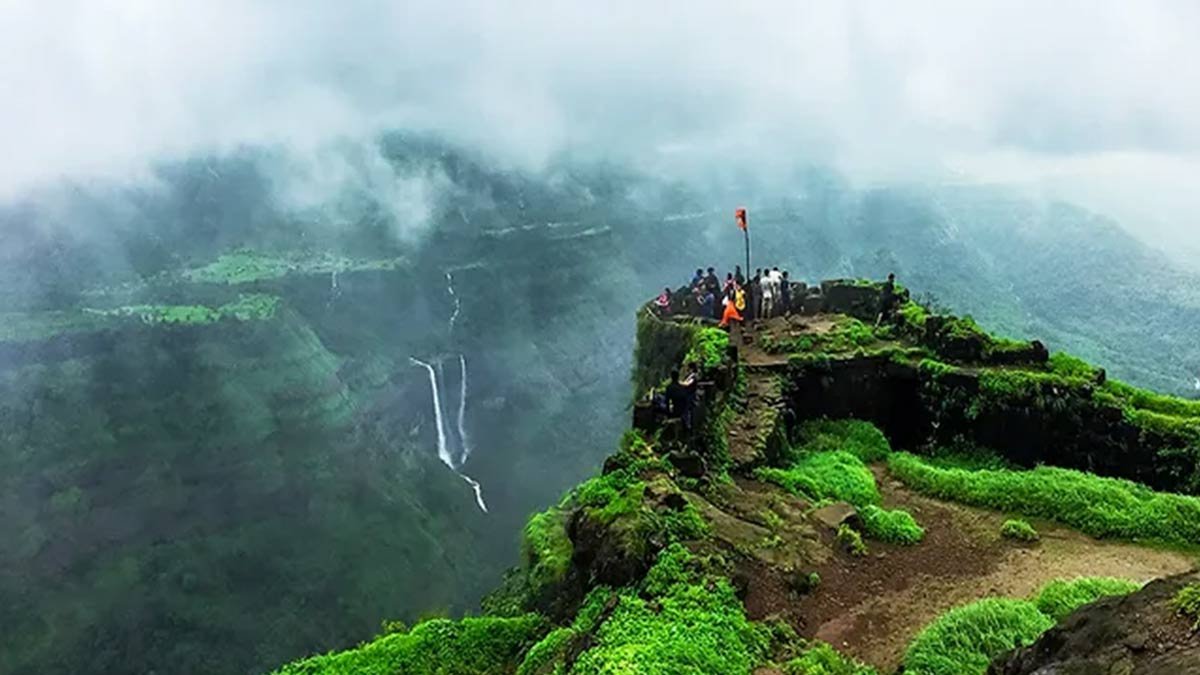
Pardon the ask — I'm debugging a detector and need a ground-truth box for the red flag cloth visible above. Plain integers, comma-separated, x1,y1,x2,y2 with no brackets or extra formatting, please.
735,207,748,230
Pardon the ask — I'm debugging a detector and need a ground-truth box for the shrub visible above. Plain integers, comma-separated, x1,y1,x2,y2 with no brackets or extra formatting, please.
1000,519,1039,543
887,452,1200,546
756,451,881,507
860,505,925,545
1172,583,1200,630
1033,578,1140,622
784,641,879,675
836,525,867,557
903,598,1053,675
272,614,546,675
797,419,892,463
898,301,929,330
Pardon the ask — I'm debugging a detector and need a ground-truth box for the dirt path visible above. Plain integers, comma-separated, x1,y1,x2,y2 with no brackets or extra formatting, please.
738,314,839,367
787,466,1199,671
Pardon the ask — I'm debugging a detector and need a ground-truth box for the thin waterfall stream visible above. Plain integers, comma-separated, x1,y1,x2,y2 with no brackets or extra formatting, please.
408,270,487,513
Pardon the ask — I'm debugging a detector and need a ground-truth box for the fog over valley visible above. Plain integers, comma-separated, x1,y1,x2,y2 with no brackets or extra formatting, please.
2,3,1199,675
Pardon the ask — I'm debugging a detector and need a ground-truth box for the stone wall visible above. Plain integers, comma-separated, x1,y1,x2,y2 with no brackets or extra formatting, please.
783,356,1200,494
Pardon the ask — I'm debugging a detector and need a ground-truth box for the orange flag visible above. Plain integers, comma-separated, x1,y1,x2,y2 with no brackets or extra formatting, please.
735,207,748,231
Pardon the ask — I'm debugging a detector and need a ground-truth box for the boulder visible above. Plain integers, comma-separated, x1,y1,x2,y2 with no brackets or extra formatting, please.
811,502,862,531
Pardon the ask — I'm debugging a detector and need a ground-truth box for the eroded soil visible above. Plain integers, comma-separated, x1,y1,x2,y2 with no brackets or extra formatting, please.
773,467,1196,671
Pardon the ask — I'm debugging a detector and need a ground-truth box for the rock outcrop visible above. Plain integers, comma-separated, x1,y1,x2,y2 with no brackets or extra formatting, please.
989,571,1200,675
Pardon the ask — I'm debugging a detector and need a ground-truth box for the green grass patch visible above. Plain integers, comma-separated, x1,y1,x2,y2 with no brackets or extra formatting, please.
888,452,1200,546
95,293,282,326
270,614,545,675
685,327,730,370
182,249,404,285
1104,378,1200,420
568,545,772,674
1033,578,1140,622
567,459,709,560
903,598,1053,675
756,451,881,507
517,587,614,675
522,508,573,592
918,358,955,378
1000,519,1039,543
784,641,879,674
1048,352,1099,380
1172,583,1200,630
898,301,929,330
795,419,892,463
905,576,1144,675
860,505,924,545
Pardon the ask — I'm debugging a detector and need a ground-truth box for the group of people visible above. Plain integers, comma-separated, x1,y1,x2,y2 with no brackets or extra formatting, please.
650,270,903,434
653,265,795,327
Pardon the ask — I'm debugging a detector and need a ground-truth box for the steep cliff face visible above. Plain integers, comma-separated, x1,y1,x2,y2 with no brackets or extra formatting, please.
0,220,648,675
268,280,1200,675
0,268,497,674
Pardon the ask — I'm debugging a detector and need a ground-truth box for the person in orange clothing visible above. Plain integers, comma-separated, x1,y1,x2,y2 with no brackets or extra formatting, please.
719,284,744,327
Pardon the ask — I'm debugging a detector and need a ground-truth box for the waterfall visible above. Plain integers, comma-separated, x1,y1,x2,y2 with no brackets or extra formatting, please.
410,356,489,513
407,270,487,513
409,357,453,468
446,271,461,334
457,354,472,465
327,269,342,308
460,474,488,513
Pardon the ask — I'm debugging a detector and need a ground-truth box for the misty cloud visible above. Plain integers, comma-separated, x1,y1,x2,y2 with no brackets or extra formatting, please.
3,1,1199,247
260,140,449,242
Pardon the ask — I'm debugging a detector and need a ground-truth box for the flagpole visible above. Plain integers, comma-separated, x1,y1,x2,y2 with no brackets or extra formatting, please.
744,226,750,283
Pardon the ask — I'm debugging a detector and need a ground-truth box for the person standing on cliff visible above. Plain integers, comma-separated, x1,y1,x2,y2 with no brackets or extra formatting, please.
781,271,792,315
665,368,697,431
696,285,716,319
734,265,746,287
759,267,779,319
876,273,898,326
751,269,763,320
704,267,720,298
720,285,743,327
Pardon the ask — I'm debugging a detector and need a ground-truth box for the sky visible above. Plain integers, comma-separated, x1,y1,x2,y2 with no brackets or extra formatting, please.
2,0,1198,253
